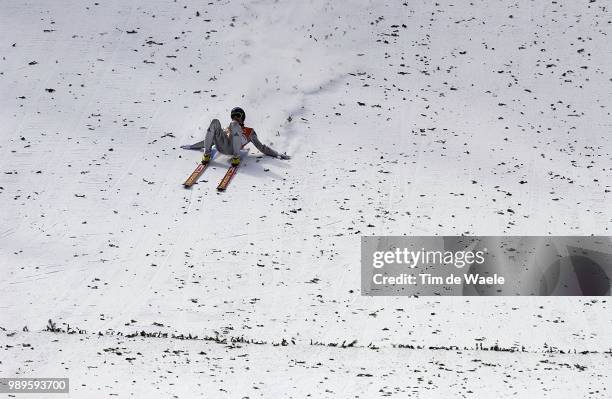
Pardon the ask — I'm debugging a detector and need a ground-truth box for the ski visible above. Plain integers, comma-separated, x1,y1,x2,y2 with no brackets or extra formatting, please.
183,163,208,187
216,165,238,191
217,150,248,191
183,149,216,188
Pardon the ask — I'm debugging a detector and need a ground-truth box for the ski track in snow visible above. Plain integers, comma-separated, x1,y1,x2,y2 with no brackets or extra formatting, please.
0,0,611,397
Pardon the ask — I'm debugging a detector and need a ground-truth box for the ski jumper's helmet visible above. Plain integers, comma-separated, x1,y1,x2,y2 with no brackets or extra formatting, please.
231,107,246,124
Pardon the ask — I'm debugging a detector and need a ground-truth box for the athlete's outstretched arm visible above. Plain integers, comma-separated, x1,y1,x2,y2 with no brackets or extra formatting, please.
250,130,290,159
182,140,205,150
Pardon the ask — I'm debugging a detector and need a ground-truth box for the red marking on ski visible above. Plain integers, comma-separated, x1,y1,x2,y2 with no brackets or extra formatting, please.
183,163,209,187
216,165,239,191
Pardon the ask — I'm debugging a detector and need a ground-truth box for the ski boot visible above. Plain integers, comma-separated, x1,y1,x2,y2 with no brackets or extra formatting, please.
201,152,212,164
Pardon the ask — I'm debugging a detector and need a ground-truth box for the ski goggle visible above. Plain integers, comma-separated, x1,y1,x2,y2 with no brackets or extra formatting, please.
231,110,245,121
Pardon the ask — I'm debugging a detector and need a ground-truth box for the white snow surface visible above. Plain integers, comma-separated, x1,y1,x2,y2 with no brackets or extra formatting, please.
1,0,611,397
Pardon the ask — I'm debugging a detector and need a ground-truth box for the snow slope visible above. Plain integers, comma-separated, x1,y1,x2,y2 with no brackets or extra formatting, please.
1,0,611,397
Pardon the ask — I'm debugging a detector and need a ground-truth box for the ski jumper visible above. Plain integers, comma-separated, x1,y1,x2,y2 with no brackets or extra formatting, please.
191,119,279,158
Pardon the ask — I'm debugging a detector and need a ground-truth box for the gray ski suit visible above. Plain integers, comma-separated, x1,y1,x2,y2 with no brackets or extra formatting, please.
190,119,279,158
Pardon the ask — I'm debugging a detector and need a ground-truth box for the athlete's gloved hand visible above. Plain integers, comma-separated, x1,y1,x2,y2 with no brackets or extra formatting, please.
180,144,194,150
278,153,291,160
